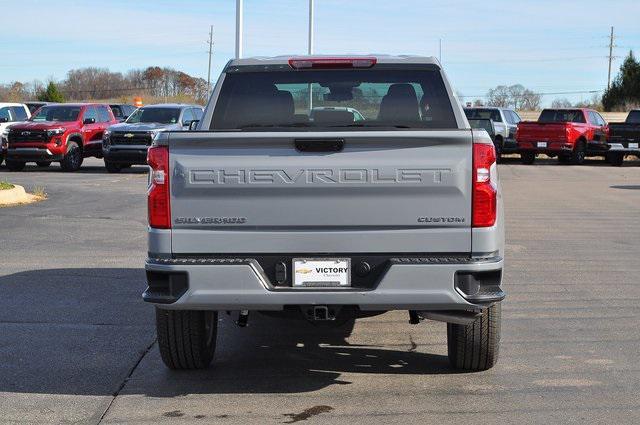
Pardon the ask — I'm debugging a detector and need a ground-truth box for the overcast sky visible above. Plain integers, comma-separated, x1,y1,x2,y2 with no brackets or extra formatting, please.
2,0,639,104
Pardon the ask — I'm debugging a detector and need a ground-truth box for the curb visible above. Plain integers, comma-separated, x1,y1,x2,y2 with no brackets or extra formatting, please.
0,185,39,206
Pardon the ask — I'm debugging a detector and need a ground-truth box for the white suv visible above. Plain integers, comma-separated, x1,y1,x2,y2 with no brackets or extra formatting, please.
0,103,31,165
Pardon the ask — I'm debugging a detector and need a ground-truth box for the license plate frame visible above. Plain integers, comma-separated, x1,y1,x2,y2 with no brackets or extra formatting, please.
292,258,351,288
537,142,547,148
629,142,638,149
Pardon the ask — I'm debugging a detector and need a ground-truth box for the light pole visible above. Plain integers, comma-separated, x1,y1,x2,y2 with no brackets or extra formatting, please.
308,0,314,55
235,0,243,59
308,0,314,111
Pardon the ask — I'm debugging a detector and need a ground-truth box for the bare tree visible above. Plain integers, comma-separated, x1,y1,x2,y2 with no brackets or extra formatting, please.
521,89,541,110
486,85,511,107
551,98,572,108
486,84,541,110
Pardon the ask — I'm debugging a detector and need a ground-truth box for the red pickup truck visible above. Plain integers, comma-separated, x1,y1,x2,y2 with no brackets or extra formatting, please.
516,108,609,165
5,103,117,171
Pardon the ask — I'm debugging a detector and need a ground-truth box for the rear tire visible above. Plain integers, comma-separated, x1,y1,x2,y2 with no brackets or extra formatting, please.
606,152,624,166
570,140,586,165
156,309,218,370
558,154,571,164
447,302,501,371
36,161,51,168
104,161,123,173
520,151,535,165
60,141,83,172
6,160,26,172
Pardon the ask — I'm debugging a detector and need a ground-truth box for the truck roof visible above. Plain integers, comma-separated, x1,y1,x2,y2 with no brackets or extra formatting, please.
140,103,201,108
227,54,441,67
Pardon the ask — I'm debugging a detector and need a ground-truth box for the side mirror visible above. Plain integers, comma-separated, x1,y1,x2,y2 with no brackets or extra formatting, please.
122,115,129,120
182,120,192,128
189,120,200,131
83,118,96,125
0,117,8,123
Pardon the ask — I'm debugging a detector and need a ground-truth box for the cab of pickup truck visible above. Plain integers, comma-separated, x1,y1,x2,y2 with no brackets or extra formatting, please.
143,55,505,372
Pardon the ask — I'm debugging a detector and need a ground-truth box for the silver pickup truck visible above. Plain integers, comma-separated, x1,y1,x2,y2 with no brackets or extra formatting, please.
464,107,521,160
144,55,505,372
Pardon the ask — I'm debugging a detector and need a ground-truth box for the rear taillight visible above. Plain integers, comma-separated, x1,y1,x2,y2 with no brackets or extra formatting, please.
472,141,497,227
147,145,171,229
288,56,377,69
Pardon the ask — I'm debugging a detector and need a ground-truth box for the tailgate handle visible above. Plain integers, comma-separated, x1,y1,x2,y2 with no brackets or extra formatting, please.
294,138,344,152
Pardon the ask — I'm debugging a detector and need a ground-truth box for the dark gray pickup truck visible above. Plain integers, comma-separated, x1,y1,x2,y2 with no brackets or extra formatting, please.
102,104,203,172
607,110,640,165
143,55,505,372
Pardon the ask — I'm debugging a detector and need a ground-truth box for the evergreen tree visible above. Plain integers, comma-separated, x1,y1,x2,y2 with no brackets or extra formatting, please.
602,51,640,111
37,82,65,103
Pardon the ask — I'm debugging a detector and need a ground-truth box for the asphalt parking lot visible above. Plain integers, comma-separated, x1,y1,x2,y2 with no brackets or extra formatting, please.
1,157,639,424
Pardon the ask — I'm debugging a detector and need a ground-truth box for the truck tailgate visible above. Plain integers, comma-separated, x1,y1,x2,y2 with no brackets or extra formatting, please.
518,122,567,141
168,130,472,254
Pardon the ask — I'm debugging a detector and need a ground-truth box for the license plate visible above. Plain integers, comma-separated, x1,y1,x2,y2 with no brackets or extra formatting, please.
629,142,638,149
537,142,547,148
293,258,351,287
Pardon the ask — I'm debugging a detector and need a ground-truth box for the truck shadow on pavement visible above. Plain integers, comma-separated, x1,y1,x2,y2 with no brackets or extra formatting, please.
0,163,148,174
0,268,459,399
142,313,459,397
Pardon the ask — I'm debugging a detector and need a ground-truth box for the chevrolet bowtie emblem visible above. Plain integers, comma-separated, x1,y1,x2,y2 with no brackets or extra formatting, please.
124,133,134,138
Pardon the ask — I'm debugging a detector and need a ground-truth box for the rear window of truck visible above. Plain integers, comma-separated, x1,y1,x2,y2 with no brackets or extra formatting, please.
626,110,640,124
211,68,457,130
538,109,586,123
464,108,502,122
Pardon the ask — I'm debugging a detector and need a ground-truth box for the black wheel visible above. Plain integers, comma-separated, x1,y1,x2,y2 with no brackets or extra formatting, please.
6,160,26,172
558,153,571,164
570,140,586,165
606,152,624,166
104,161,123,173
520,151,535,165
447,302,501,371
36,161,51,168
60,141,83,172
493,137,503,163
156,309,218,370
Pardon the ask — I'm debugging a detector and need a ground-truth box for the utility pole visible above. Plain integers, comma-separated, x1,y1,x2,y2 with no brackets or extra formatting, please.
207,25,214,94
235,0,243,59
607,26,614,90
308,0,314,54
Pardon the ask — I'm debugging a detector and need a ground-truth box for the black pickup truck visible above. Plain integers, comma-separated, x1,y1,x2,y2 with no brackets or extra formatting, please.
607,110,640,166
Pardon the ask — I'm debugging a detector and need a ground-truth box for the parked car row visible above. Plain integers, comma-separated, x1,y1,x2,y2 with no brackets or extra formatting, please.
1,99,638,172
465,106,640,165
0,102,203,172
